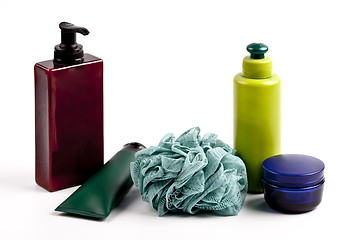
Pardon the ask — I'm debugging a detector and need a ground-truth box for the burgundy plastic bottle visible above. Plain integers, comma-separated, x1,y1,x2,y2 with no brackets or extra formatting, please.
34,22,103,192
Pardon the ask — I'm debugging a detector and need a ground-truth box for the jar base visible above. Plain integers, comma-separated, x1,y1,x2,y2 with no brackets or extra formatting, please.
263,179,324,213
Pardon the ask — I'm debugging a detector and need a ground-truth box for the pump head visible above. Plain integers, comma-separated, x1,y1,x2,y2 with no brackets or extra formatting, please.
54,22,90,65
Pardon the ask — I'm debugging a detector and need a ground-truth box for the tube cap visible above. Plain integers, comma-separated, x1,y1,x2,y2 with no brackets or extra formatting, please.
123,142,146,152
242,43,272,79
263,154,325,188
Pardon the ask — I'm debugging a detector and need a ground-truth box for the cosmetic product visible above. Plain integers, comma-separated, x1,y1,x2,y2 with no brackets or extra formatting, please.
233,43,281,193
262,154,325,213
131,127,247,216
56,143,145,219
34,22,103,191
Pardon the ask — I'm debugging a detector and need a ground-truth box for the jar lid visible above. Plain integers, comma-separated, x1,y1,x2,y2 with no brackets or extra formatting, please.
262,154,325,188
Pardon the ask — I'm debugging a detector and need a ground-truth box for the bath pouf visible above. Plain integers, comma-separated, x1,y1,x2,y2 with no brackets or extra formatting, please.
130,127,247,216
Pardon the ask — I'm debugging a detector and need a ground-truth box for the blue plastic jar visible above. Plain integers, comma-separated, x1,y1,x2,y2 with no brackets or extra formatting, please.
262,154,325,213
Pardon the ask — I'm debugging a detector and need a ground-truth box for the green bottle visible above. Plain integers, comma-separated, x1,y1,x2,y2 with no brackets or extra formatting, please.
233,43,281,193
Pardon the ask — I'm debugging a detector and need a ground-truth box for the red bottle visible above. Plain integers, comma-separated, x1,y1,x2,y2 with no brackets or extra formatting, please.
34,22,103,192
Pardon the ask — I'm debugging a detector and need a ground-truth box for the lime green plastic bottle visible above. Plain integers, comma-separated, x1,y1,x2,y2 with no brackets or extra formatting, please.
233,43,281,193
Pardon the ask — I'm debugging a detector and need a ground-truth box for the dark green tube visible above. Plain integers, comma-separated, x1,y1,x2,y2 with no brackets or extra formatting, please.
55,142,145,218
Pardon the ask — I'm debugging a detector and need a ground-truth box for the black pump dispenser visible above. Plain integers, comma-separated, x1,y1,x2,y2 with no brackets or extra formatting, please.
54,22,90,65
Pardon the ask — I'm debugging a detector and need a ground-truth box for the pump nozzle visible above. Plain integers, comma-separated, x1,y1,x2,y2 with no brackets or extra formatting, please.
54,22,90,65
60,22,89,35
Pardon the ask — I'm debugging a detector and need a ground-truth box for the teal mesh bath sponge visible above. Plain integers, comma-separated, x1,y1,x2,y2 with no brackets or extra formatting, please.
130,127,247,216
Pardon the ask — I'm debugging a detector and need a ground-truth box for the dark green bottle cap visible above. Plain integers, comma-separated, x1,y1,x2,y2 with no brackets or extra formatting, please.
247,43,268,59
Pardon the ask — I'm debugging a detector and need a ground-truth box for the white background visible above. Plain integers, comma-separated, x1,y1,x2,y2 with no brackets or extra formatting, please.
1,0,358,239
